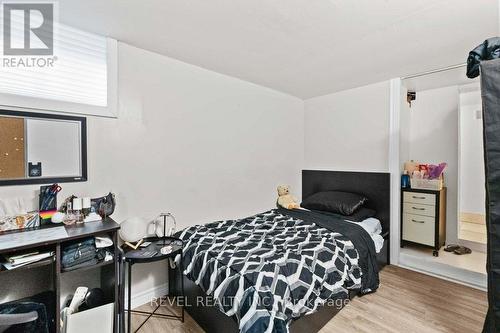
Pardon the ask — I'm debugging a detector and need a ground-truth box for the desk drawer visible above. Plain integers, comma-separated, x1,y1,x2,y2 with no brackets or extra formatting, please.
403,192,436,206
403,202,435,217
402,213,435,246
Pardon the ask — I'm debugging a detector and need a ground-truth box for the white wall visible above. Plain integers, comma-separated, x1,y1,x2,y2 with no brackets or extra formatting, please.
408,85,459,244
400,86,412,171
0,42,304,302
304,81,391,172
459,89,485,215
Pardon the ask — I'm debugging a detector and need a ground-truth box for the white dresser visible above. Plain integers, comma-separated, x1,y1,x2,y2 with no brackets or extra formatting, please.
401,188,446,256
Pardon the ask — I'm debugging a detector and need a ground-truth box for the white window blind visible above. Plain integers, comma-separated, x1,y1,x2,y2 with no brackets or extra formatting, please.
0,19,117,117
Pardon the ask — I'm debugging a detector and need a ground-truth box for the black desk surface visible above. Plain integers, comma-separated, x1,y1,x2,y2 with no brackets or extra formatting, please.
0,218,120,253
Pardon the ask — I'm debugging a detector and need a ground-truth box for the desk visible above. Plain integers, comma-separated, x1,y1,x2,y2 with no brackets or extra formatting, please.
0,219,120,333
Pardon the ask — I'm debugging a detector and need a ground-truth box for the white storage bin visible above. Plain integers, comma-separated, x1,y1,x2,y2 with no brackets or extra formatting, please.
410,178,443,190
65,302,114,333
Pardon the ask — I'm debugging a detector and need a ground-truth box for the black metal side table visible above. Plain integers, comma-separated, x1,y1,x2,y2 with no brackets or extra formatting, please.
122,237,184,333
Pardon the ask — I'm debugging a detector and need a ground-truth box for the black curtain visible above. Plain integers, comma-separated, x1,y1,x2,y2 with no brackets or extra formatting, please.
480,58,500,333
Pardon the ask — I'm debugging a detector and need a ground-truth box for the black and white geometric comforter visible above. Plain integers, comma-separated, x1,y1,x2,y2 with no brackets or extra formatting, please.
178,208,379,333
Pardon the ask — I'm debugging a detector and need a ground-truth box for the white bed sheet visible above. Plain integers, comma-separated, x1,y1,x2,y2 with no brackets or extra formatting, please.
299,208,385,253
345,217,384,253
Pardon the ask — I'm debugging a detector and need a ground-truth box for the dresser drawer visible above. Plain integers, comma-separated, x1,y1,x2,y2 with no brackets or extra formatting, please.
403,192,436,206
403,202,436,217
402,213,435,246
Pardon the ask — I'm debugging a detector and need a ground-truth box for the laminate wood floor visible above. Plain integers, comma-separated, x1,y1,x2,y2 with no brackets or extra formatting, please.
130,265,487,333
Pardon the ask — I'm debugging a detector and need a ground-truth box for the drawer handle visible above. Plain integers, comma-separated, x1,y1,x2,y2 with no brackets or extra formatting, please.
411,206,425,211
411,219,425,224
412,196,426,200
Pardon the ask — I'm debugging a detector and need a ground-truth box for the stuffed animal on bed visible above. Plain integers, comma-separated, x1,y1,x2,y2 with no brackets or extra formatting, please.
277,185,300,209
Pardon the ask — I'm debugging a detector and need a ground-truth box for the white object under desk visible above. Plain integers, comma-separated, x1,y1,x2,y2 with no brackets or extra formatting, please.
401,187,447,256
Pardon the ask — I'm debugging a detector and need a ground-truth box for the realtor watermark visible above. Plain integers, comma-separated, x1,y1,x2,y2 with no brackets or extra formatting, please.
151,295,350,310
1,1,57,67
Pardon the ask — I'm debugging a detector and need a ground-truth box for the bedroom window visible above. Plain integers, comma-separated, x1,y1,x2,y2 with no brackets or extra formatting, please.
0,19,117,117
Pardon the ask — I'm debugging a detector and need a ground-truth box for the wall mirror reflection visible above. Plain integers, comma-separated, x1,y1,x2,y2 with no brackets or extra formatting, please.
458,83,486,245
399,65,486,288
0,110,87,186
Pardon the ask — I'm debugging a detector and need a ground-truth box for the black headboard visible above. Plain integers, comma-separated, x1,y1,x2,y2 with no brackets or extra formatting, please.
302,170,390,234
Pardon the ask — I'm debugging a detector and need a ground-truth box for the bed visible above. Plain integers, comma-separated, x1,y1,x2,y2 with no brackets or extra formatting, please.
170,170,390,333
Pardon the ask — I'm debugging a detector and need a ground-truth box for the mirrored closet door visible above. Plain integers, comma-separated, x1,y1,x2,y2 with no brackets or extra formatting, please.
398,66,486,289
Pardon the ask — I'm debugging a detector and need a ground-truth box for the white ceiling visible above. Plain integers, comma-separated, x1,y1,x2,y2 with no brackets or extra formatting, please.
59,0,498,99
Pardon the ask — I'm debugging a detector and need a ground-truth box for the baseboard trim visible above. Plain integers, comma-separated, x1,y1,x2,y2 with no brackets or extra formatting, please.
460,212,486,225
125,283,169,309
397,258,487,291
458,238,487,253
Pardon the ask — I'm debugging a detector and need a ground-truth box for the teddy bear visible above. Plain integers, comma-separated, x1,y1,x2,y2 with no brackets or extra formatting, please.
277,185,300,209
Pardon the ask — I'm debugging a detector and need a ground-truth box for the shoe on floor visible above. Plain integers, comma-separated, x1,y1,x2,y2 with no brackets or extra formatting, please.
453,246,472,255
444,244,460,252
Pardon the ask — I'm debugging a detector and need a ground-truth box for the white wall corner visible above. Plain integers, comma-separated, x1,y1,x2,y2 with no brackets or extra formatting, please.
389,78,402,265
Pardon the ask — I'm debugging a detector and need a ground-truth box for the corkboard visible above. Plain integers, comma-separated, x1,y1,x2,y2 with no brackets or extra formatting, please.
0,116,25,179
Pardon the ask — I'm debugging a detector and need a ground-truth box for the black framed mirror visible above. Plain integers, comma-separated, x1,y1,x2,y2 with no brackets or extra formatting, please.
0,109,87,186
